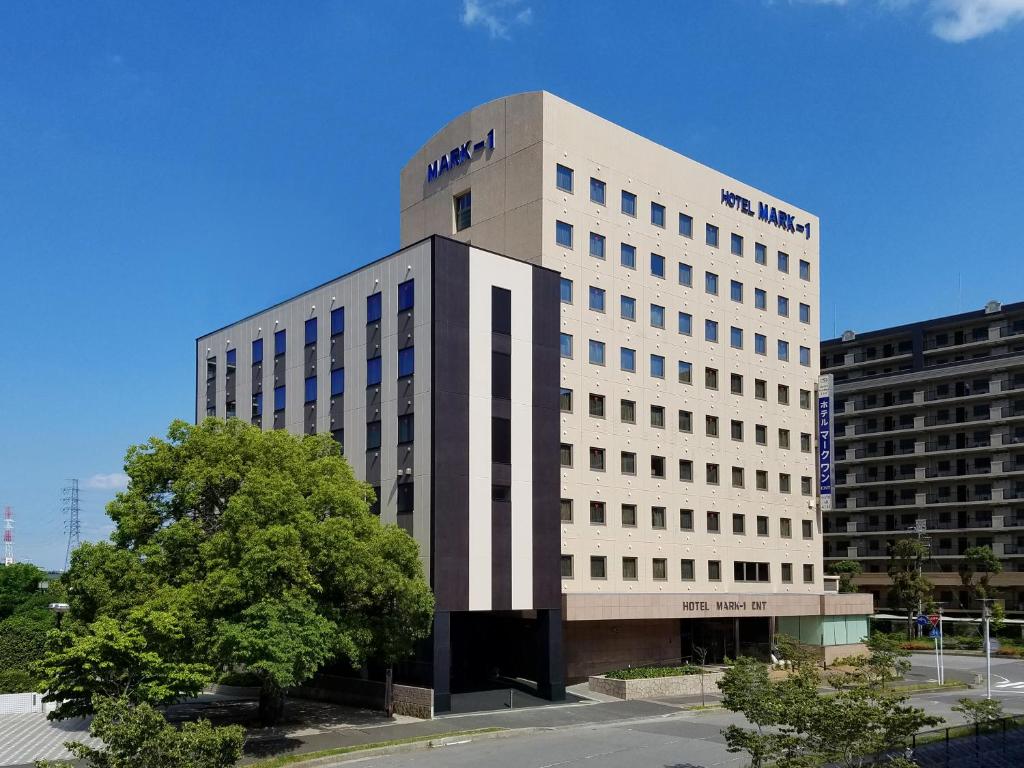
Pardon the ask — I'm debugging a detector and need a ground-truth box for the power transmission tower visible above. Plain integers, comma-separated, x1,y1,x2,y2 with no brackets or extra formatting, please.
3,507,13,566
62,479,81,571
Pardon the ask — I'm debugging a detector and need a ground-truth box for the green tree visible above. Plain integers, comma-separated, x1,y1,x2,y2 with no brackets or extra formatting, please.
37,697,244,768
831,632,912,690
45,419,434,725
958,546,1002,603
827,560,864,594
0,562,47,618
951,697,1003,725
887,539,932,638
773,633,820,671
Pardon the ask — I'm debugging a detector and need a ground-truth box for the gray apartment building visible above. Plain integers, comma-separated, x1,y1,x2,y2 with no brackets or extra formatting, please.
197,235,564,711
822,300,1024,617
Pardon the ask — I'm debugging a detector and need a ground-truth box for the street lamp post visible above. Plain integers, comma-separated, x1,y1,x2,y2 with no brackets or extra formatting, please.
981,599,994,700
48,602,70,628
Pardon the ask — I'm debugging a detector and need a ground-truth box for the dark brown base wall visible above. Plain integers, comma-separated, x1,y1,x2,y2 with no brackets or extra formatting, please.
564,619,681,683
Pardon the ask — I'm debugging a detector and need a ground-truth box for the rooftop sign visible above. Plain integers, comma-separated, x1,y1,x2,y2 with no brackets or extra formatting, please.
426,129,495,184
720,189,812,240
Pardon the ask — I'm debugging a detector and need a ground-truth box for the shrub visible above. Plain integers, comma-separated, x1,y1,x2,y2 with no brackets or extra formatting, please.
216,670,262,687
605,664,704,680
0,669,37,694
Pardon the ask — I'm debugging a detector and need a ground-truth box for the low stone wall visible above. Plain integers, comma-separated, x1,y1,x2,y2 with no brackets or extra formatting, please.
393,684,433,719
822,642,868,665
589,670,725,700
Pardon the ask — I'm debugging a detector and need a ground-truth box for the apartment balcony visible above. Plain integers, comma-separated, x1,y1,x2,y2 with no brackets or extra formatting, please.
924,492,992,505
923,412,991,428
924,466,992,479
924,437,991,452
924,385,992,402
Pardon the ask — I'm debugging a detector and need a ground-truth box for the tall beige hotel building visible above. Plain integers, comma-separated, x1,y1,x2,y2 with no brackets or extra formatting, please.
401,92,871,682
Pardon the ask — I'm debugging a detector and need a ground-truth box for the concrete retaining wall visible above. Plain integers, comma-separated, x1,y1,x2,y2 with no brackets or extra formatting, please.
290,675,433,719
589,670,725,700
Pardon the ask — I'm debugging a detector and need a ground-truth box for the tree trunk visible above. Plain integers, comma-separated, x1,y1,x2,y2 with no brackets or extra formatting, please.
258,683,285,726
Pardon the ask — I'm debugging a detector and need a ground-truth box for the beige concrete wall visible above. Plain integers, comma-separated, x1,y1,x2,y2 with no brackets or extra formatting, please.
589,670,725,700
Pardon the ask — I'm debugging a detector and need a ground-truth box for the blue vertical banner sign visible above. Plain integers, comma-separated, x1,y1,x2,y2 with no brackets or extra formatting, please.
818,374,835,512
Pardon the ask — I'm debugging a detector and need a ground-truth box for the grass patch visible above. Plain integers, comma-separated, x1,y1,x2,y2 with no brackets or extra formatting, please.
894,681,969,694
247,727,504,767
605,664,704,680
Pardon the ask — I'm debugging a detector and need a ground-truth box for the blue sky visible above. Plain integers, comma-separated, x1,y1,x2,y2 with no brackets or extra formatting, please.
2,0,1022,569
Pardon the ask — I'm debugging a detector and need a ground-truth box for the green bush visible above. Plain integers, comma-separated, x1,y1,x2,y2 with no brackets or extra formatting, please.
216,670,262,687
0,668,37,693
605,664,704,680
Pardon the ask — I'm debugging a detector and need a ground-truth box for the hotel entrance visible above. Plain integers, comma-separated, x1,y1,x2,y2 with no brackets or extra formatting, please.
680,617,772,663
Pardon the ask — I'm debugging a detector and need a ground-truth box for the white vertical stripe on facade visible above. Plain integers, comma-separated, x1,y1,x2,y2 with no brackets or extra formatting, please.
467,257,494,610
509,273,534,610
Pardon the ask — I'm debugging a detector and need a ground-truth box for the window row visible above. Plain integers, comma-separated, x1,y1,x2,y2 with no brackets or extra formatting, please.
559,501,816,538
562,554,816,584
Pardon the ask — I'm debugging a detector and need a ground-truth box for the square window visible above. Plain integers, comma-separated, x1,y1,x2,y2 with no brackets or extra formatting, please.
620,399,636,423
560,278,573,303
730,280,743,303
275,329,287,356
651,507,666,529
754,242,766,264
680,509,694,531
782,563,793,583
620,451,636,475
733,513,745,534
778,295,789,317
780,473,792,493
755,333,767,355
802,476,812,495
621,190,637,217
799,259,811,280
778,384,790,405
730,232,743,256
754,288,767,310
681,559,695,581
367,356,382,386
620,242,636,269
705,367,718,390
709,560,722,581
706,223,719,247
304,375,316,403
730,373,743,395
651,455,666,478
620,347,636,371
707,511,720,532
799,303,811,324
589,339,606,365
589,393,605,418
800,389,811,409
454,190,472,231
561,555,573,578
705,319,719,343
398,413,415,444
732,466,744,487
560,443,573,467
650,252,665,278
621,295,636,321
589,285,606,312
705,271,718,295
650,354,665,378
754,379,767,399
779,428,790,449
651,202,665,228
559,387,572,412
678,312,692,335
757,516,769,536
331,307,345,336
706,462,719,484
679,262,693,286
305,318,317,346
590,500,606,524
590,232,606,259
802,519,814,539
755,424,767,445
801,432,812,452
778,251,789,273
780,518,792,538
731,420,743,441
648,405,665,429
678,360,693,384
556,164,574,192
650,303,665,328
555,220,573,248
331,368,345,396
803,564,815,583
590,177,606,204
756,470,768,490
560,333,573,359
800,346,811,367
622,557,638,580
590,448,606,472
367,292,382,324
590,556,607,579
252,337,263,364
366,420,381,450
678,409,692,432
398,346,414,377
398,279,415,312
778,339,789,361
706,415,719,437
730,326,743,349
679,459,694,481
652,558,667,580
679,212,693,238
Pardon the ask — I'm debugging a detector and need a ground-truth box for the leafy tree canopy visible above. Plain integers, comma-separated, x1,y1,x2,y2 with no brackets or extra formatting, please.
0,562,47,618
827,560,863,593
959,546,1002,602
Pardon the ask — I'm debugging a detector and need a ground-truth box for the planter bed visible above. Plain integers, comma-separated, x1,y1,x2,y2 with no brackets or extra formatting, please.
589,668,725,700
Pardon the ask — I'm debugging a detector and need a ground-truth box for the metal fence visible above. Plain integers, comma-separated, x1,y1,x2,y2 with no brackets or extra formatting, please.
897,715,1024,768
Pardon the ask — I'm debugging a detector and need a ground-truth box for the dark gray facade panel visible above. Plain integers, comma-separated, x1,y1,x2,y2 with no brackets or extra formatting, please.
491,501,512,610
430,237,471,613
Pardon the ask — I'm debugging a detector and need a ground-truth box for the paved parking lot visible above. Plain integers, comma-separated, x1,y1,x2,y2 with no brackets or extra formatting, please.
0,713,98,767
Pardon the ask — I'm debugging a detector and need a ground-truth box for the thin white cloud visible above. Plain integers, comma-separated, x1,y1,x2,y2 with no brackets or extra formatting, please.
84,472,130,491
793,0,1024,40
461,0,533,39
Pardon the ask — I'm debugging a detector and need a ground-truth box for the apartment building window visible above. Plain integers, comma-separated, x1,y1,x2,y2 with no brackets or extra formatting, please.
561,555,574,579
590,177,606,204
681,559,695,581
560,498,573,523
779,428,791,449
556,164,574,192
706,463,719,484
800,346,811,366
454,191,472,231
679,409,692,432
330,307,344,336
560,278,573,303
252,337,263,364
492,416,511,463
589,339,606,365
780,518,792,538
679,459,694,481
589,393,605,418
680,509,694,531
679,360,693,384
731,420,744,441
780,473,791,493
736,562,770,583
398,413,415,444
590,556,607,579
652,506,666,529
560,443,573,467
801,432,812,452
679,212,693,237
367,356,382,386
590,447,606,471
622,557,638,580
754,242,766,264
367,292,382,324
650,404,665,428
705,271,718,295
732,513,746,534
590,232,606,259
274,329,287,356
755,379,767,399
755,288,767,310
304,318,317,347
559,333,573,359
730,326,743,349
678,311,692,335
730,373,743,395
706,223,719,247
756,470,768,490
778,339,790,361
801,476,812,495
620,347,636,372
705,366,718,389
757,516,769,536
650,354,665,378
620,242,636,269
650,252,665,278
799,389,811,409
274,385,286,412
398,347,414,377
706,415,719,437
779,384,790,405
679,262,693,286
803,519,814,540
304,375,317,403
707,511,720,532
621,399,636,423
781,563,793,583
650,303,665,328
799,303,811,323
778,295,789,317
559,388,573,412
590,500,606,525
621,503,637,527
709,560,722,581
799,259,811,280
366,420,382,450
803,564,815,583
252,391,263,418
755,333,767,355
778,251,789,273
556,220,573,248
652,558,668,580
755,424,767,445
589,285,605,312
398,279,415,312
732,466,745,487
620,294,636,321
705,319,719,343
651,455,666,478
730,280,743,303
731,233,743,256
620,451,636,475
651,202,666,228
621,190,637,216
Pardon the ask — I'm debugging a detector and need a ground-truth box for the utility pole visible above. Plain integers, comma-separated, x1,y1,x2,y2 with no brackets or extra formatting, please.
981,598,994,700
910,519,930,637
